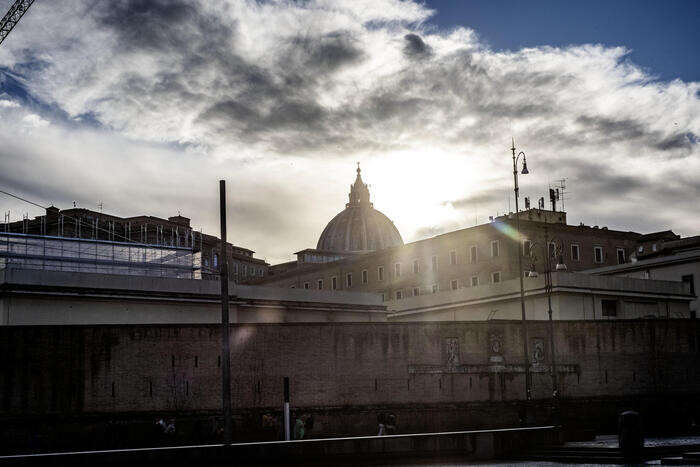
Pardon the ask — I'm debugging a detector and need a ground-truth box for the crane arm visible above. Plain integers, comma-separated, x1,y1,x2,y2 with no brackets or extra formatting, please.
0,0,36,47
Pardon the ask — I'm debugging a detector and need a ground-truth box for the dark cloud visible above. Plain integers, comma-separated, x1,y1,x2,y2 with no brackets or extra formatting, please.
97,0,197,51
445,188,505,209
403,33,431,58
292,31,364,72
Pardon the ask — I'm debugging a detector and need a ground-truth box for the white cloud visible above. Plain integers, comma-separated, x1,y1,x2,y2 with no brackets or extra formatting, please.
0,0,698,263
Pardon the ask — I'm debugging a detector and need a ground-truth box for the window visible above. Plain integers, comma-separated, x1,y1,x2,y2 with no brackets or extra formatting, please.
381,293,386,302
243,265,248,276
395,263,401,278
602,299,617,317
346,273,352,288
362,269,368,284
548,242,556,259
304,282,310,290
491,240,499,258
492,271,501,283
471,276,479,287
523,240,532,257
432,284,438,293
682,275,695,295
413,259,419,274
594,246,604,264
571,244,580,262
204,258,209,267
317,279,323,290
637,245,644,253
395,290,403,300
470,245,477,263
412,287,419,297
378,266,384,281
213,253,219,268
652,243,658,252
332,276,338,290
431,255,438,271
616,248,626,264
450,279,458,290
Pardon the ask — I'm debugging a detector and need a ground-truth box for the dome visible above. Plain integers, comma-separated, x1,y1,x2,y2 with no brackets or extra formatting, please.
317,165,403,253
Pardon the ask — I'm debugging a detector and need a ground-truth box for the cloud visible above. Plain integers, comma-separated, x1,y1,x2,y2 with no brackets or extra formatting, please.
403,33,432,58
0,0,698,262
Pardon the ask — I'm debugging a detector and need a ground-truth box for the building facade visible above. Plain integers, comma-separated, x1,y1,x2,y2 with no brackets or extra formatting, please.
587,235,700,318
2,206,268,283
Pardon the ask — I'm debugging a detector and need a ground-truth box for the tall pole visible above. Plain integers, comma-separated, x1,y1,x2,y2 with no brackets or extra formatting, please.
512,138,531,404
219,180,232,445
544,227,558,399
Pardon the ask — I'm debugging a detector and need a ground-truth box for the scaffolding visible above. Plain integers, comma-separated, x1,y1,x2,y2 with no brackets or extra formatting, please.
0,232,199,279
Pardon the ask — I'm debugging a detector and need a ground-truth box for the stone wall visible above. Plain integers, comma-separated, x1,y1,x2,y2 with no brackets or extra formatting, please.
1,319,699,451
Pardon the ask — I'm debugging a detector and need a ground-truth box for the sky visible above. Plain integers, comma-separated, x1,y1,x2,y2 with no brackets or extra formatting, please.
0,0,698,265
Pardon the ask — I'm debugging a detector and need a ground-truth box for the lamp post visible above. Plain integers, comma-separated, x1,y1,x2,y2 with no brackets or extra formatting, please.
511,138,531,403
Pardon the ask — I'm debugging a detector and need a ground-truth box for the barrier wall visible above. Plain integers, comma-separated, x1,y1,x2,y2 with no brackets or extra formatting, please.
1,320,699,452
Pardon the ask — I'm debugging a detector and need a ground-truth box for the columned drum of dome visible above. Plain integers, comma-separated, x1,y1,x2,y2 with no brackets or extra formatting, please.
317,165,403,253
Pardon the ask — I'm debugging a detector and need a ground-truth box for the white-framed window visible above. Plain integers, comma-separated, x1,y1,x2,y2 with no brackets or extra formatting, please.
616,248,626,264
594,246,604,264
317,279,323,290
471,276,479,287
413,259,419,274
431,255,438,271
395,262,401,278
450,250,457,265
362,269,368,284
450,279,458,290
571,243,580,262
470,245,478,263
304,282,310,290
346,272,352,288
523,239,532,256
492,271,501,283
491,240,499,258
395,290,403,300
332,276,338,290
431,284,438,293
378,266,384,281
412,287,419,297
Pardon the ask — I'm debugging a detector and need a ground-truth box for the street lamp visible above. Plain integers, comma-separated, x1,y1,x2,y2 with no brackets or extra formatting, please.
511,138,531,403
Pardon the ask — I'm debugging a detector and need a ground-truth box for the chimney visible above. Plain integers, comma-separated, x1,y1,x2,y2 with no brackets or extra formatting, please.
549,188,557,211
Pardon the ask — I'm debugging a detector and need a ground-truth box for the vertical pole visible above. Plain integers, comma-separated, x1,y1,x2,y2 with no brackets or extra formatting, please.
512,139,531,405
284,377,290,441
220,180,232,445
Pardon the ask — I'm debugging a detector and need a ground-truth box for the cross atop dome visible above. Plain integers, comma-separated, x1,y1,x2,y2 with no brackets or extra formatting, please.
348,163,371,207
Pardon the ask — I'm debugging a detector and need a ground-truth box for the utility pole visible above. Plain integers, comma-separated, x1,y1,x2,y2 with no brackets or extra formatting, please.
219,180,232,445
